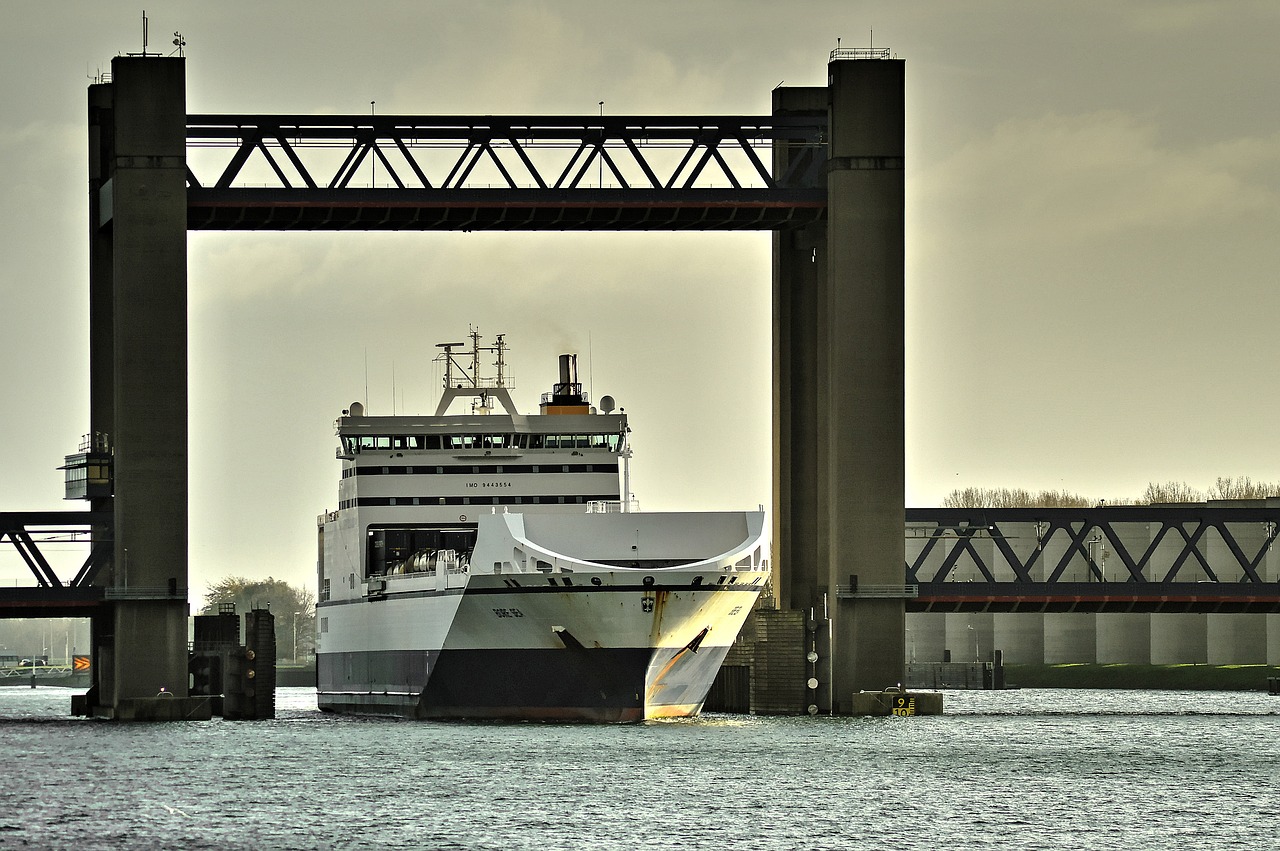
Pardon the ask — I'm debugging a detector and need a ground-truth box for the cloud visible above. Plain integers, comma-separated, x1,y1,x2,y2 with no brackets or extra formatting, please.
916,110,1278,258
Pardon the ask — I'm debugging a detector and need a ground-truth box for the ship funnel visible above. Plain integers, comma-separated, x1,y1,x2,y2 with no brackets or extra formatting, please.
541,352,589,414
558,353,577,389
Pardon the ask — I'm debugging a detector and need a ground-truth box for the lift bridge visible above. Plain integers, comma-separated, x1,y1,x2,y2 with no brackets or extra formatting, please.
5,50,1275,718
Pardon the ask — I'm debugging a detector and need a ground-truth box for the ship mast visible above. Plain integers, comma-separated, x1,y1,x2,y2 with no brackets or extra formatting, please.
432,328,519,416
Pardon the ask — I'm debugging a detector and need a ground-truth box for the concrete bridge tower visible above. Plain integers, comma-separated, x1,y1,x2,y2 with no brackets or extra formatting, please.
774,53,906,709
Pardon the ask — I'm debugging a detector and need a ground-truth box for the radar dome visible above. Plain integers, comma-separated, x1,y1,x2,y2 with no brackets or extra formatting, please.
599,395,616,414
349,401,365,417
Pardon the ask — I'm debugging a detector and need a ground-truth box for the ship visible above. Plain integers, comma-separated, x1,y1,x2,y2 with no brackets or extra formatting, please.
315,329,770,721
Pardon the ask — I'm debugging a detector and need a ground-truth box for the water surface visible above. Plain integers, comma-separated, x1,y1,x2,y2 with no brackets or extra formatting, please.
0,687,1275,849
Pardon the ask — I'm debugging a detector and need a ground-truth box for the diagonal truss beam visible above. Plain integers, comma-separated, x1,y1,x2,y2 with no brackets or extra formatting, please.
906,506,1280,590
0,512,113,590
183,114,829,232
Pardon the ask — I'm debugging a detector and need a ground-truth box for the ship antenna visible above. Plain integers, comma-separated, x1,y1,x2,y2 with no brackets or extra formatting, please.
469,326,482,388
494,333,507,388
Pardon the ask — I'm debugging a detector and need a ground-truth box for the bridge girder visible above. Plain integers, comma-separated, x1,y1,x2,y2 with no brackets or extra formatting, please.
182,114,828,231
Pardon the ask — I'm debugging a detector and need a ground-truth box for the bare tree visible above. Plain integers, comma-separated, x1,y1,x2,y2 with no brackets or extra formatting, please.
942,487,1092,508
1141,481,1204,504
1207,476,1280,500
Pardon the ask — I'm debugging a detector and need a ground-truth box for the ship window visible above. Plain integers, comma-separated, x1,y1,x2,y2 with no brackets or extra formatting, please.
574,435,590,448
606,435,621,451
483,434,510,449
527,435,545,449
589,434,608,448
535,560,553,573
530,465,540,473
424,435,442,450
393,435,422,450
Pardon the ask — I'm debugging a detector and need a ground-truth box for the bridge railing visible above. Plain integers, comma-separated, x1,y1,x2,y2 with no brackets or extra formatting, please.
835,584,919,599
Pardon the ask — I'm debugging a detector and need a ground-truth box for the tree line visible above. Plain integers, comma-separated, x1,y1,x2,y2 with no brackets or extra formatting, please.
942,476,1280,508
200,576,316,663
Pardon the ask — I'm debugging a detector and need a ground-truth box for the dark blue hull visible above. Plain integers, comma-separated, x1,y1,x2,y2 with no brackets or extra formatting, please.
317,644,731,722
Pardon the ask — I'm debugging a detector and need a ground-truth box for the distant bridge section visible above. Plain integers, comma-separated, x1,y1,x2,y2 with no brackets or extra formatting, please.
905,505,1280,614
183,114,828,230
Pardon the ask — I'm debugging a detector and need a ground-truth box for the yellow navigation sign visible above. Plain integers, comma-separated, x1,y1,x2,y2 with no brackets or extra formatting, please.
72,655,91,672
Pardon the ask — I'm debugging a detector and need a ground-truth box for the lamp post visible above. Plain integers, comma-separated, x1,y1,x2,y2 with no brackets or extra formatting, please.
968,623,979,663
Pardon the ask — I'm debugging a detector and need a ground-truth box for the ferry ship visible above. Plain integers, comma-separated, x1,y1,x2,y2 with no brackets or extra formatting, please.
315,330,770,721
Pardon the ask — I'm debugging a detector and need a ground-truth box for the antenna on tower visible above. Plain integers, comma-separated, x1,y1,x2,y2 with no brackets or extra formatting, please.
142,10,149,56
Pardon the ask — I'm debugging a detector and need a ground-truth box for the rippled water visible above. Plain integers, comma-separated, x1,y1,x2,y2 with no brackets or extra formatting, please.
0,687,1277,849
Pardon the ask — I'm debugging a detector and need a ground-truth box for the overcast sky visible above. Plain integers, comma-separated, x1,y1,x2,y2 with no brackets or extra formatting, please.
3,1,1279,601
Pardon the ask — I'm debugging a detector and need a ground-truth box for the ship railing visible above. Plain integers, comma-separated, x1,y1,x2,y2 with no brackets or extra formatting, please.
587,499,642,514
385,566,437,580
834,584,919,599
830,47,892,61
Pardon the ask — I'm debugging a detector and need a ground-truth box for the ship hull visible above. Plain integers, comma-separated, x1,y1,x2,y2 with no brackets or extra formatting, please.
317,643,732,722
318,501,769,721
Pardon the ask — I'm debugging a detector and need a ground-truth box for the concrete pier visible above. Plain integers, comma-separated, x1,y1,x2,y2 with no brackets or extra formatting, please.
1151,614,1208,665
1097,614,1151,664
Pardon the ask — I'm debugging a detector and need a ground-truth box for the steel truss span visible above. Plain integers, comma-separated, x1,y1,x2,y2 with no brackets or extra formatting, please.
0,511,113,617
906,506,1280,614
184,114,828,231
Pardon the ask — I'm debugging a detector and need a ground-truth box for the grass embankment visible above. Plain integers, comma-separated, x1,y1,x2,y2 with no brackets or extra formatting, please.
1004,663,1279,691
